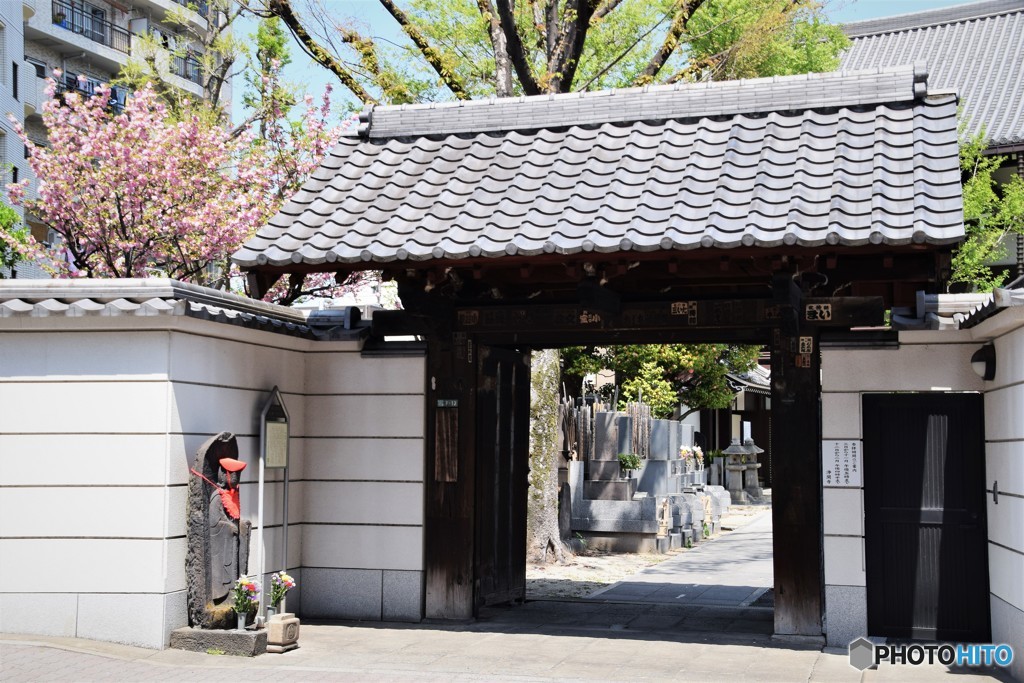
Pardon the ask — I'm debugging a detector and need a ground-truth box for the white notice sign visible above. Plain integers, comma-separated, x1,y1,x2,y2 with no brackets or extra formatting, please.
822,440,862,487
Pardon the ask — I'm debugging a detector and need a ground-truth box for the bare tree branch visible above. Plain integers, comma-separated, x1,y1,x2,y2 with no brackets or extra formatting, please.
633,0,706,86
592,0,623,21
578,8,672,91
549,0,599,92
495,0,542,95
376,0,471,100
476,0,515,96
267,0,379,104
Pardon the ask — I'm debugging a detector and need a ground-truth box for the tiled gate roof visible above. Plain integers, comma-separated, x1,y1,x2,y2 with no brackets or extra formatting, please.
233,65,963,270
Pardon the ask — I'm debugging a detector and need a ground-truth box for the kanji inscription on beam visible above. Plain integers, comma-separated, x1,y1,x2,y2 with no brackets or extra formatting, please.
670,301,698,324
822,440,862,487
805,303,832,321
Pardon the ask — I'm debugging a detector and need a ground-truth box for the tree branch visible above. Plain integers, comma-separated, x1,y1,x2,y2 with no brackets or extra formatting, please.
593,0,623,21
267,0,378,104
578,9,670,91
633,0,706,86
476,0,515,96
495,0,542,95
549,0,598,92
376,0,471,100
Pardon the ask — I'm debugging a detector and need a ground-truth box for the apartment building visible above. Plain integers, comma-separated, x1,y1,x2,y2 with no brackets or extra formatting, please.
1,0,227,278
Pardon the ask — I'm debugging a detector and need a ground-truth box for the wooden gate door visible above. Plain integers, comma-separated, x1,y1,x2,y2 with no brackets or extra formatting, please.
474,345,530,611
863,393,989,641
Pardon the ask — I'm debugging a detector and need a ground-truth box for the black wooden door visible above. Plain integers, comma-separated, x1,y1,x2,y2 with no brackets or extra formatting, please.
863,393,989,642
475,345,530,610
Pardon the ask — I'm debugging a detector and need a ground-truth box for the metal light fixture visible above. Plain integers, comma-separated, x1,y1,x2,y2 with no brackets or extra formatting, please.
970,343,996,381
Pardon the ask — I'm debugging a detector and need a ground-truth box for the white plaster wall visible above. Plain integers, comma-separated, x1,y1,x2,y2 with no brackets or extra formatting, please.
976,321,1024,681
0,311,428,647
299,351,426,622
0,329,179,648
165,325,311,624
820,331,984,647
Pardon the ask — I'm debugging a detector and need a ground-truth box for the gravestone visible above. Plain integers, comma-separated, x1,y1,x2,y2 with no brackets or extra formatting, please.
650,420,671,460
594,412,618,461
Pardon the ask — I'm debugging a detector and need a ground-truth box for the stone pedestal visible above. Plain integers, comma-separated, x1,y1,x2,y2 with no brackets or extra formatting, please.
170,626,267,657
266,613,300,654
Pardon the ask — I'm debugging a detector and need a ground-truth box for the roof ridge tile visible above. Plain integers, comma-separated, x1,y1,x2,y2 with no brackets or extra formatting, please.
363,67,923,138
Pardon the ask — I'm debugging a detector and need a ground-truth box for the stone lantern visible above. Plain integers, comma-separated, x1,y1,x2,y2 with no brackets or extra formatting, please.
722,438,750,504
742,438,764,502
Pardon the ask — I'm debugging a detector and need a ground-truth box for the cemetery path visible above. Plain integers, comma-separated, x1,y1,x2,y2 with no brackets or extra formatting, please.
587,508,774,608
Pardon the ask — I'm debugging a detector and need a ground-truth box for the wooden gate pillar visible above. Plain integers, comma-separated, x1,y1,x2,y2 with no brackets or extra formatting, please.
423,327,478,619
769,275,824,637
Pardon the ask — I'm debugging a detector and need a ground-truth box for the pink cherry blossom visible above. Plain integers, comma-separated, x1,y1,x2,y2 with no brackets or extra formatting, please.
7,70,367,304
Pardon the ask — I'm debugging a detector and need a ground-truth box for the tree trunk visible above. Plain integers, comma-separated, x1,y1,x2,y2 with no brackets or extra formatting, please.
527,348,567,563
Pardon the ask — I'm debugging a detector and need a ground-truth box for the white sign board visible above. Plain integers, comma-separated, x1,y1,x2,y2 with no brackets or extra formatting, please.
822,440,862,487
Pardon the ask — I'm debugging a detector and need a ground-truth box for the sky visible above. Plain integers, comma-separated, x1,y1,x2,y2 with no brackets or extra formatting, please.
230,0,975,124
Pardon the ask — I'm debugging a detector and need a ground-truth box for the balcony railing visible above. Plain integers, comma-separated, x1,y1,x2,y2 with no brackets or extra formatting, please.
172,0,210,19
170,54,203,86
55,80,129,115
51,0,131,55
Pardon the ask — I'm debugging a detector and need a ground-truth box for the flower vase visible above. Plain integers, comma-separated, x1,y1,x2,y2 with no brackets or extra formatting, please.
267,605,277,620
236,612,247,630
277,597,286,614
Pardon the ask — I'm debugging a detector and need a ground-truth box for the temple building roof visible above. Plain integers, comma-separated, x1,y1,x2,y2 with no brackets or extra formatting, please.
842,0,1024,152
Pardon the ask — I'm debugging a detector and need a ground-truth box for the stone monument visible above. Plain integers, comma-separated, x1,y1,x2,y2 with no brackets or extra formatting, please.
185,432,252,629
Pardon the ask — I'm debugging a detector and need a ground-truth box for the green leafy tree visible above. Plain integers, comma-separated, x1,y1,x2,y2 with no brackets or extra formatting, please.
619,361,678,418
686,0,847,80
0,199,34,277
243,16,296,123
116,0,243,118
562,344,760,417
951,130,1024,291
256,0,848,102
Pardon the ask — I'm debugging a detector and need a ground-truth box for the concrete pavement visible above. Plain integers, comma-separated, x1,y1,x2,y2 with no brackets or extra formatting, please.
0,510,1008,681
1,619,1008,682
589,509,774,608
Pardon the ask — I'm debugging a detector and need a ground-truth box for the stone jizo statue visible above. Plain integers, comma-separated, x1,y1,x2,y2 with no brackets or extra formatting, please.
185,432,251,628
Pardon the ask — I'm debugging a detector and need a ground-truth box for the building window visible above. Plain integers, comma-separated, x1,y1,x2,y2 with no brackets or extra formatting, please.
12,61,17,100
26,57,47,79
11,166,17,185
0,23,6,85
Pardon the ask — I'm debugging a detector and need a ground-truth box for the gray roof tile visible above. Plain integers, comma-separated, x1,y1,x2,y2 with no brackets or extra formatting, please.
842,1,1024,148
234,66,963,269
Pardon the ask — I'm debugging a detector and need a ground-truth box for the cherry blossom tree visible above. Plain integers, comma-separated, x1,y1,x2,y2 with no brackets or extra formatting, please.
7,71,368,305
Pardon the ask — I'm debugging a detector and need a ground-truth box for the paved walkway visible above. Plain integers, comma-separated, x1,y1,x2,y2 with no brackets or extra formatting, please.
589,509,774,608
487,509,775,637
0,510,1006,682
